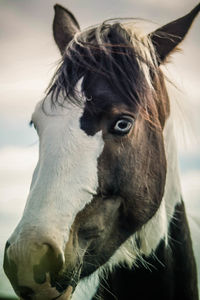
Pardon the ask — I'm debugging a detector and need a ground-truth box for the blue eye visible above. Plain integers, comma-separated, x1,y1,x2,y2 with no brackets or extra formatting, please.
113,117,134,134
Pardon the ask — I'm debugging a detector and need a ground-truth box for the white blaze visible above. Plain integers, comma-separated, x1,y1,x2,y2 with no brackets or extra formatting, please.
10,96,104,249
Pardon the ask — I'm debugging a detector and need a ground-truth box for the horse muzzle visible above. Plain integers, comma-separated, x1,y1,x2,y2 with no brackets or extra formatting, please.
3,237,78,300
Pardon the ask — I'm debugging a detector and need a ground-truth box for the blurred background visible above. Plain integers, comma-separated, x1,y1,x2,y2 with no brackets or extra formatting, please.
0,0,199,297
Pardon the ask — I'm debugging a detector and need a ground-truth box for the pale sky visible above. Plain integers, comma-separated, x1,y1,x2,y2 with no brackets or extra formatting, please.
0,0,200,297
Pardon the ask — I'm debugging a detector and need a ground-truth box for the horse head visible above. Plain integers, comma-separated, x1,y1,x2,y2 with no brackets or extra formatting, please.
4,4,200,300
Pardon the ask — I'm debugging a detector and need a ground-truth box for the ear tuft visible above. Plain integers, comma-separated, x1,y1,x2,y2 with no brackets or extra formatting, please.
149,4,200,63
53,4,80,55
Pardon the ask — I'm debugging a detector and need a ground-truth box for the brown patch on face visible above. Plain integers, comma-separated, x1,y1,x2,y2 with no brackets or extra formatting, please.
98,111,166,234
83,73,168,236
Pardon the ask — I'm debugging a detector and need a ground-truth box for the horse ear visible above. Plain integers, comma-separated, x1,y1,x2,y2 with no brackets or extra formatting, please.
149,4,200,63
53,4,80,55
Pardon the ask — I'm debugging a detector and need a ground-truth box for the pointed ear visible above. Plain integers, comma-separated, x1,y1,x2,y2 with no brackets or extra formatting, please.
149,4,200,63
53,4,80,55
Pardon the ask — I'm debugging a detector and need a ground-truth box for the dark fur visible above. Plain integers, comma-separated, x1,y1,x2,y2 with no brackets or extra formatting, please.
94,201,198,300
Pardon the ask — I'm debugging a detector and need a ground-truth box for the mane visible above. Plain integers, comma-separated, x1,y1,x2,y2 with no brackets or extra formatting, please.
47,20,162,124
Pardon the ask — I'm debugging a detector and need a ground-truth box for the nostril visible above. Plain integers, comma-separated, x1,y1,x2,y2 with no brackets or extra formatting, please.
18,286,34,300
33,243,64,285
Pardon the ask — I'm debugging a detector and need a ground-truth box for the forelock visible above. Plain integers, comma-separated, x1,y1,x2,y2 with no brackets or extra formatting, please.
47,20,160,122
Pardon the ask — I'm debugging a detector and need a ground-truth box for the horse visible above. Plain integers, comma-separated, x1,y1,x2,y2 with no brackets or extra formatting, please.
3,3,200,300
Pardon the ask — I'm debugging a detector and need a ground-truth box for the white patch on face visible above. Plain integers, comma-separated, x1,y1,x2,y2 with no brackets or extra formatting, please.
9,95,104,251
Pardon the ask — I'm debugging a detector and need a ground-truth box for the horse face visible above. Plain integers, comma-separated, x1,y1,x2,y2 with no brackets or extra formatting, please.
4,4,199,300
3,74,166,299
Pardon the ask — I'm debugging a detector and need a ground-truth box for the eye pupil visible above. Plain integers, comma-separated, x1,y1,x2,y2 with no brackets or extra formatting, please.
118,121,128,129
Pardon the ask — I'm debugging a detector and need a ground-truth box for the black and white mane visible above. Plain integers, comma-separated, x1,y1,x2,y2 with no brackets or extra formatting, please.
48,22,158,120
